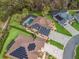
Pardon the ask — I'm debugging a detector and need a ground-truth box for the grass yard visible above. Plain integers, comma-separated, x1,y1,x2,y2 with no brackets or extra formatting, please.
54,21,72,36
68,10,76,16
46,15,72,36
71,20,79,31
47,39,64,49
75,45,79,59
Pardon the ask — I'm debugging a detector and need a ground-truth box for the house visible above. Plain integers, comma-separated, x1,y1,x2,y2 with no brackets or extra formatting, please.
52,10,74,26
74,11,79,23
22,15,56,39
6,35,46,59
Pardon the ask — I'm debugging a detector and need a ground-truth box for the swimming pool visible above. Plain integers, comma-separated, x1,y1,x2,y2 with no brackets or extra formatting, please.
23,17,34,25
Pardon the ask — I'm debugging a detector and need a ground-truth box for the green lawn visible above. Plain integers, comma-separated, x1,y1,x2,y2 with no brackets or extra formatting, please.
54,21,72,36
68,10,76,16
47,39,64,49
71,20,79,31
46,15,72,36
75,45,79,59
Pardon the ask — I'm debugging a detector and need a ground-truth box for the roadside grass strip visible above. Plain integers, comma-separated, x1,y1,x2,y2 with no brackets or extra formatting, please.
47,39,64,50
75,45,79,59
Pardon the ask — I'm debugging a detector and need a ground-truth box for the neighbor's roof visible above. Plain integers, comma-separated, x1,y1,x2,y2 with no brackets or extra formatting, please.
54,11,73,21
58,12,73,20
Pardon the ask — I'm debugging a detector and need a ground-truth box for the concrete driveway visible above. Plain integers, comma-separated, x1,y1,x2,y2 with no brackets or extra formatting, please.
63,24,79,36
48,31,71,46
44,43,63,59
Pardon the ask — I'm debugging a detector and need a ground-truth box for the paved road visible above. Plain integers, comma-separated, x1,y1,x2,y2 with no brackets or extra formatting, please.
48,31,71,46
63,24,79,36
63,34,79,59
44,43,63,59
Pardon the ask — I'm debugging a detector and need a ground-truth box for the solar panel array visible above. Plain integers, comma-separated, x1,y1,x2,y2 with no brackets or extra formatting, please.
10,47,28,59
28,43,36,51
32,23,50,36
32,23,40,30
39,26,50,36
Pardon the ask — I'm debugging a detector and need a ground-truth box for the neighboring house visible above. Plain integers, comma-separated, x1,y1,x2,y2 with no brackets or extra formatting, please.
6,35,46,59
52,10,74,26
22,15,56,40
74,11,79,23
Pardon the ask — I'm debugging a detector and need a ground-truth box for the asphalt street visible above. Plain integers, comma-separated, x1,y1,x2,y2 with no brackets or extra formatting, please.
63,34,79,59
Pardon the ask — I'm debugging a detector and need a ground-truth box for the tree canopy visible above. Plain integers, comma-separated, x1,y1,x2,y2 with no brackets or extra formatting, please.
0,0,79,22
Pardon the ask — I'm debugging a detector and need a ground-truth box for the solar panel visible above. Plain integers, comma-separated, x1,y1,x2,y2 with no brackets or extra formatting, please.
10,47,28,59
32,23,50,36
31,23,40,30
28,43,36,51
39,26,50,36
